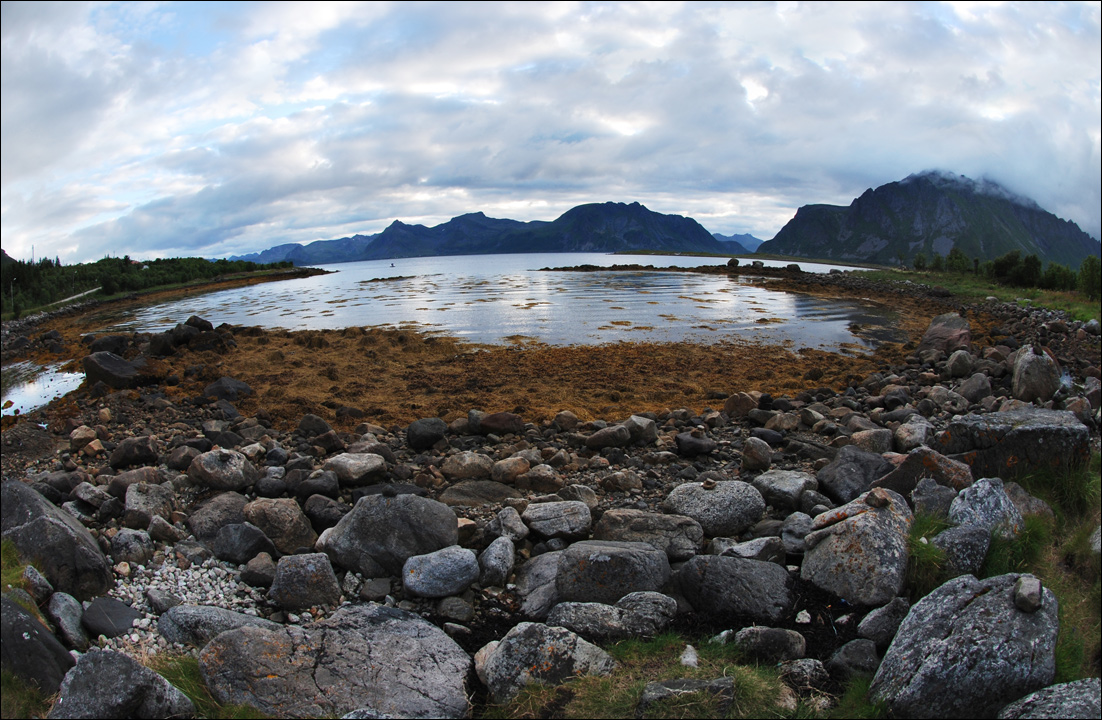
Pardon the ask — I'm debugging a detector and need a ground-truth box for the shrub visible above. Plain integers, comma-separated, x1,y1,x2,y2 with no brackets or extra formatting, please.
1079,255,1101,300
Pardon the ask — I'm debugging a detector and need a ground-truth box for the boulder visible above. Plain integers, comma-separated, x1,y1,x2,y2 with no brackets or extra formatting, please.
997,677,1101,719
730,626,806,663
82,352,143,390
870,573,1058,718
478,536,516,588
592,509,703,561
201,604,471,718
546,591,678,639
491,457,530,484
109,528,154,566
47,650,193,719
322,453,387,487
46,592,90,650
322,493,458,576
476,622,616,703
402,546,480,598
479,411,526,436
674,555,792,623
751,470,817,510
816,445,895,504
917,313,971,355
81,597,141,639
186,491,247,543
1,596,74,695
933,407,1090,480
585,424,631,450
1,480,112,600
948,477,1024,539
675,430,717,456
661,480,765,537
874,446,974,498
123,482,176,529
555,540,671,605
213,522,278,565
910,476,959,518
439,480,522,507
267,553,342,610
1012,346,1062,403
407,417,447,450
827,638,880,681
243,498,318,556
108,435,160,469
857,597,910,650
740,436,773,471
801,488,912,607
521,501,591,540
188,449,259,491
441,451,494,481
158,605,281,647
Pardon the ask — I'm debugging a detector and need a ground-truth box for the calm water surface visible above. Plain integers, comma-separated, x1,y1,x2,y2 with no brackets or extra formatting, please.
3,253,902,416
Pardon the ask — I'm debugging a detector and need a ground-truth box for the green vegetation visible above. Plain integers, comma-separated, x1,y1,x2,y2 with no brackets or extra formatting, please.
147,653,269,719
0,253,292,320
905,513,952,601
1,668,50,720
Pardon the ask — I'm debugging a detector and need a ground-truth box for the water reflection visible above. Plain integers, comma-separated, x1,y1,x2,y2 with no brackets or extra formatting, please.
1,361,84,418
83,253,901,349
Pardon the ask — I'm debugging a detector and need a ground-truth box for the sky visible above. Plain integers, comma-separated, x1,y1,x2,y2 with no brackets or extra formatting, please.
2,1,1100,264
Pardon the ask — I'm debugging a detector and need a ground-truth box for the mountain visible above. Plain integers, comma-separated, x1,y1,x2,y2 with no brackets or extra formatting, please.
757,171,1100,267
713,232,763,253
240,202,728,265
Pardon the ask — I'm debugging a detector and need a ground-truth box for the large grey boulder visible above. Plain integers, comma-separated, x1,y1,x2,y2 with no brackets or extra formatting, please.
1012,346,1062,403
521,501,591,540
243,498,318,556
158,605,281,647
916,312,971,355
801,488,912,607
123,482,176,529
402,545,480,598
933,407,1089,480
1,596,74,695
201,604,471,718
948,477,1024,539
47,650,193,719
874,446,974,498
816,445,895,504
2,480,113,600
406,417,447,450
478,536,516,587
82,352,146,390
441,451,494,481
556,540,671,605
476,622,617,703
674,555,792,623
997,677,1101,719
546,591,678,639
870,573,1059,719
322,493,458,576
514,550,563,620
188,449,259,491
932,524,991,577
186,491,247,543
592,509,703,561
661,480,765,537
751,470,817,510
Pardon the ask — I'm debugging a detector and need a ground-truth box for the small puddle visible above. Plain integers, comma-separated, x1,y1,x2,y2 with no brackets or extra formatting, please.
1,361,85,418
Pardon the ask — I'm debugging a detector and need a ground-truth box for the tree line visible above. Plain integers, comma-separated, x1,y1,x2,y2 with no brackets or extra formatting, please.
0,255,292,319
911,248,1100,300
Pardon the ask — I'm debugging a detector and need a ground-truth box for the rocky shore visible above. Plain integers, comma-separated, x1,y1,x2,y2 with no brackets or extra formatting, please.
2,271,1101,719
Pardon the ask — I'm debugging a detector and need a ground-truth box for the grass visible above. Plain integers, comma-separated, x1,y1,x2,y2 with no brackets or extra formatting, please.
146,653,269,719
904,513,952,601
1,669,51,720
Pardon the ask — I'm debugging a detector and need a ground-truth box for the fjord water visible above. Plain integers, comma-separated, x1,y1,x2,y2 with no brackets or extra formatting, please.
2,253,902,417
97,253,900,348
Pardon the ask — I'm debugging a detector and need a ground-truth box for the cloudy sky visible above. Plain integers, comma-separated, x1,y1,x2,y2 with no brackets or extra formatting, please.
2,1,1100,263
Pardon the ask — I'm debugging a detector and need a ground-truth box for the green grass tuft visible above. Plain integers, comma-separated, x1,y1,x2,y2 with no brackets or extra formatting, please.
905,513,951,601
826,676,887,719
1,669,51,720
146,654,269,719
981,515,1052,577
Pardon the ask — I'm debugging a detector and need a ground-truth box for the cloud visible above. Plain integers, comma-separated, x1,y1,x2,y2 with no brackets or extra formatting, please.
2,1,1099,263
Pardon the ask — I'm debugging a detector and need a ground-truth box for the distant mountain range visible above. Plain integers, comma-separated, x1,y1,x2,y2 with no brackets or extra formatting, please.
757,171,1100,267
231,202,738,265
713,232,763,253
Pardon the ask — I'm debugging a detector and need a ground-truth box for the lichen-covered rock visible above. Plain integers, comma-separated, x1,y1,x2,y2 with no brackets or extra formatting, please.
267,553,341,610
933,407,1089,480
48,650,193,719
870,573,1058,719
200,604,471,718
402,545,480,598
476,622,617,703
592,509,703,561
546,591,678,639
948,477,1024,539
997,677,1101,719
158,605,280,647
661,480,764,537
674,555,792,623
801,488,912,607
555,540,671,605
874,446,973,498
816,445,895,504
188,449,259,491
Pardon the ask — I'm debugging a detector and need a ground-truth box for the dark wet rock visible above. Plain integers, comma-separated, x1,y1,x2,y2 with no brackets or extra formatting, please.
1,595,74,695
81,597,141,639
801,488,912,607
827,638,880,681
675,555,793,623
933,407,1090,480
47,649,194,720
322,493,458,576
997,678,1101,720
2,480,113,600
958,372,993,403
213,522,278,565
186,491,247,543
874,446,974,498
592,508,703,561
407,417,447,450
297,413,331,438
303,494,350,532
145,588,184,615
816,445,894,504
478,536,515,587
675,430,717,456
870,573,1058,719
910,476,958,518
240,551,277,588
556,540,671,605
661,480,764,537
476,622,616,703
158,604,281,647
403,545,480,598
585,424,631,450
108,435,160,469
203,376,253,402
857,597,910,650
200,604,470,719
730,626,807,662
267,553,342,610
82,352,142,390
546,591,678,639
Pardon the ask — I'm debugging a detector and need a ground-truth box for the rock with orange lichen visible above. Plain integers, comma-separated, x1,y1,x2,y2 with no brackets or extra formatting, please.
801,488,913,608
200,603,470,718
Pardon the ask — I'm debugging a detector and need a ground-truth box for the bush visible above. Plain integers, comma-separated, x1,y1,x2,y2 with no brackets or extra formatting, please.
912,253,927,271
946,247,972,273
1079,255,1101,300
